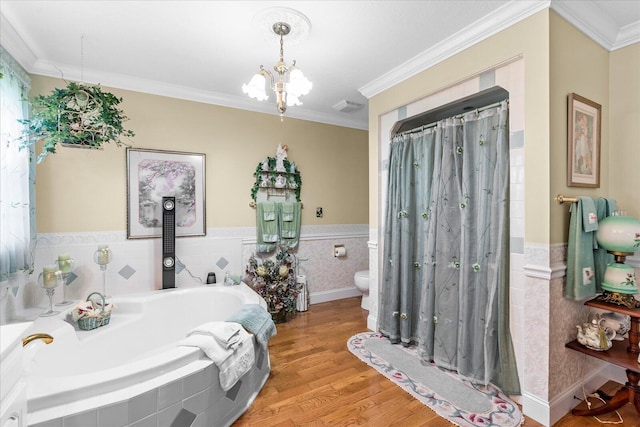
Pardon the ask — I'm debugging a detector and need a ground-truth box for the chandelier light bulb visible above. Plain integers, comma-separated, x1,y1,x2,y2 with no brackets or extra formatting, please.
288,68,312,98
242,20,312,116
242,73,269,101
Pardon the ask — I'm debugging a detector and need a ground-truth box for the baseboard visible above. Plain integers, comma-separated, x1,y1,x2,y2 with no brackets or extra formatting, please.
523,363,623,426
367,314,377,332
522,392,551,426
309,287,362,305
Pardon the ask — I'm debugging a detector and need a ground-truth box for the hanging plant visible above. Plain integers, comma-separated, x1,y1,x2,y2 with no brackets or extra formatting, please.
18,81,135,163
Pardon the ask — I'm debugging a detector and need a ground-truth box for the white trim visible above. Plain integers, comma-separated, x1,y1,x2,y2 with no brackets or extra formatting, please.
550,0,640,50
549,363,625,426
359,1,548,99
309,287,361,305
0,13,37,71
26,57,368,131
615,21,640,50
242,232,368,246
522,392,552,427
524,362,628,426
523,264,552,280
36,224,370,247
367,313,377,332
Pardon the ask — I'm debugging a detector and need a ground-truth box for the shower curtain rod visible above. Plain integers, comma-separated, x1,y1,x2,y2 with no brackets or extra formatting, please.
395,99,508,138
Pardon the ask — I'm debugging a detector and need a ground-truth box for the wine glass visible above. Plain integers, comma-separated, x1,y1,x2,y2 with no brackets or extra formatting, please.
38,268,61,317
93,245,112,298
55,255,75,306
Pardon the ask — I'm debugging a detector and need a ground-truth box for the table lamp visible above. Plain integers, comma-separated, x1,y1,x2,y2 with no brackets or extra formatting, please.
596,211,640,308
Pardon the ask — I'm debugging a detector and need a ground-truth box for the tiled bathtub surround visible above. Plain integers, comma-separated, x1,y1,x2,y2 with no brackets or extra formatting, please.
30,343,270,427
1,224,368,324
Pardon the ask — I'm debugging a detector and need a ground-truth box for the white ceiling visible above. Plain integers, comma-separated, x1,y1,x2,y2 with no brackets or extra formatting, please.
1,1,639,130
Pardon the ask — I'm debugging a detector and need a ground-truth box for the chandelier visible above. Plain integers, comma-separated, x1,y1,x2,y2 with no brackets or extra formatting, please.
242,22,312,118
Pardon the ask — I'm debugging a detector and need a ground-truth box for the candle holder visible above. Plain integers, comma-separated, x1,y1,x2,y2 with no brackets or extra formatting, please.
93,245,112,298
38,270,61,317
55,255,75,306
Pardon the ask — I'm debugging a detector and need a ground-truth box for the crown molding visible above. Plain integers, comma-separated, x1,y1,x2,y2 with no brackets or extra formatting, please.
0,14,367,131
359,0,640,100
359,1,549,99
27,58,368,131
0,12,37,70
612,20,640,50
550,0,640,50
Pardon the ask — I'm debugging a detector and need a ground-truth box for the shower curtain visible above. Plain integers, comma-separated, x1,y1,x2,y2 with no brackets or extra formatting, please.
380,101,520,395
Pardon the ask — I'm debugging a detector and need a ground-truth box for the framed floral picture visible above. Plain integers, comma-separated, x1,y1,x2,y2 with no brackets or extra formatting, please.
567,93,601,188
126,148,206,238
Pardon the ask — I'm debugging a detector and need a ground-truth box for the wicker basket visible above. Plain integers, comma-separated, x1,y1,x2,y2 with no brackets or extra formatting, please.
77,292,111,331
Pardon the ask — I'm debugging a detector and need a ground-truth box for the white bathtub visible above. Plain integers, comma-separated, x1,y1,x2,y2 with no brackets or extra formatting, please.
23,284,271,426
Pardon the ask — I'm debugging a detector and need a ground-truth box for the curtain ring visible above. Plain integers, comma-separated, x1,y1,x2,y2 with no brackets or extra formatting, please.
401,313,407,320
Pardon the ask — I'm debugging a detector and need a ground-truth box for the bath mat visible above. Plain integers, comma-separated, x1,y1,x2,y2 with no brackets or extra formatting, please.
347,332,524,427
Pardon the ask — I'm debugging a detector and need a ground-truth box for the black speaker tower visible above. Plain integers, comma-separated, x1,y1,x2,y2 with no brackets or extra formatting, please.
162,196,176,289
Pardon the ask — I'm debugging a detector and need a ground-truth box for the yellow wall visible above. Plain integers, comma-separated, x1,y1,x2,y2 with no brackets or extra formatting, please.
369,10,551,244
549,11,611,244
609,43,640,217
31,75,369,233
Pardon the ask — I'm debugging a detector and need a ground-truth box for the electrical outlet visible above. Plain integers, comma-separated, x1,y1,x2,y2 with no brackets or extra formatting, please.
316,207,323,218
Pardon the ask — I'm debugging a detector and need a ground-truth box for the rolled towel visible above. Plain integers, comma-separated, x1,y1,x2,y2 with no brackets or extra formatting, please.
187,321,243,350
226,304,276,347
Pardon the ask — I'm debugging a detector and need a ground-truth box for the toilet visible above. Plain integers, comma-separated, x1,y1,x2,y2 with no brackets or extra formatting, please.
354,270,370,310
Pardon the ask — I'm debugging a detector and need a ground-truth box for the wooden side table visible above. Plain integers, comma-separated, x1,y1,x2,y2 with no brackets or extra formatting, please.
565,298,640,416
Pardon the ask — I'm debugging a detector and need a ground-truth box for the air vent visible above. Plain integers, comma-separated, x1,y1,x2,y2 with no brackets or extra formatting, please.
332,99,364,113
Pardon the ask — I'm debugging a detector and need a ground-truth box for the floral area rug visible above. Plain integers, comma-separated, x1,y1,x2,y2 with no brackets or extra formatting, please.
347,332,524,427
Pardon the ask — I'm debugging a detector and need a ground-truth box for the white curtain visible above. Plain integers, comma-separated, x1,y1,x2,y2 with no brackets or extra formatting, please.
0,46,35,287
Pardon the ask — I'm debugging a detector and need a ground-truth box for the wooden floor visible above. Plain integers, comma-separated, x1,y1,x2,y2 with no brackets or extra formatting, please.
234,297,639,426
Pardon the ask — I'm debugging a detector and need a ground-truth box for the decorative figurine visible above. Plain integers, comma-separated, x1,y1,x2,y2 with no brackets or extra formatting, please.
276,144,287,172
601,311,631,341
576,315,616,351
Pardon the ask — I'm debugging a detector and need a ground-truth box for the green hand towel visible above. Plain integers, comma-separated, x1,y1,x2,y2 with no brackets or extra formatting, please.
256,202,278,253
278,202,301,249
579,196,598,232
565,197,616,300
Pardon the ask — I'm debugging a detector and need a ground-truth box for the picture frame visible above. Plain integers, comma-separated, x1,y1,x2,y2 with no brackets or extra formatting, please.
567,93,601,188
126,148,206,239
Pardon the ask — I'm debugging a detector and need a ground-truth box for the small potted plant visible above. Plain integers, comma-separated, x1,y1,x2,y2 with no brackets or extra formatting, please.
244,248,299,322
18,81,135,163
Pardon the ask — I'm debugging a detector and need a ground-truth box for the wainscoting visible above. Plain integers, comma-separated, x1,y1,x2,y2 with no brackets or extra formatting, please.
0,224,368,324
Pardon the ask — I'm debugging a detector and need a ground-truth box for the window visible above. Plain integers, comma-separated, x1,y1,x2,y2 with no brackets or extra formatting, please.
0,46,35,286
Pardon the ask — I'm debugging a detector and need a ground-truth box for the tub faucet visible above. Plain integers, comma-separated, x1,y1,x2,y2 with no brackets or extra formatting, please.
22,333,54,347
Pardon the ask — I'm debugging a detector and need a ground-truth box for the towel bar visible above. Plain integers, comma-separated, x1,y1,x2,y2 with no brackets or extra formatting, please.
249,200,303,209
556,194,578,204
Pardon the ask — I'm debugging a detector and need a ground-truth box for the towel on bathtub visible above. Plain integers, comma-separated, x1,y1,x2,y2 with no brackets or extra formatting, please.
187,321,243,350
226,304,277,347
217,332,255,391
179,334,232,364
178,327,255,391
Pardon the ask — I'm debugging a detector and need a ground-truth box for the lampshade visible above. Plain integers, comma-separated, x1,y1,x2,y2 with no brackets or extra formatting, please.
596,211,640,254
596,211,640,295
242,74,269,101
287,67,312,98
242,21,312,117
